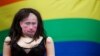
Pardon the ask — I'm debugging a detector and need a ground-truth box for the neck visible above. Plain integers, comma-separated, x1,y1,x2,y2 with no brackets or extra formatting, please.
23,35,33,38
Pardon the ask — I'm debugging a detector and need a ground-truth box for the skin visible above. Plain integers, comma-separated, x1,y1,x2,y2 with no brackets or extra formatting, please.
20,13,38,37
3,13,55,56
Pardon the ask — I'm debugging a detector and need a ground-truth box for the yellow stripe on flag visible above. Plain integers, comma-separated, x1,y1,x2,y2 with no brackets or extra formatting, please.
0,0,100,31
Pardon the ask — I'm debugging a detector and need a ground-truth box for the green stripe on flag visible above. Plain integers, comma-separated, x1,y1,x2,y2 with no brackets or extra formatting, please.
0,18,100,52
44,18,100,43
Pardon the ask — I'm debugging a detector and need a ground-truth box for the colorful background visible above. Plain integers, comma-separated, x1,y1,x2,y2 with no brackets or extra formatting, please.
0,0,100,56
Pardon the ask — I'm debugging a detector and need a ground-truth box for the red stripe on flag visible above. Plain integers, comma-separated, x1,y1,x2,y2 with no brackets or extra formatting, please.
0,0,22,6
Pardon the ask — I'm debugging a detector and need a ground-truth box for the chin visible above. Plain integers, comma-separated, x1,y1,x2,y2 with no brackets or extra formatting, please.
28,34,35,36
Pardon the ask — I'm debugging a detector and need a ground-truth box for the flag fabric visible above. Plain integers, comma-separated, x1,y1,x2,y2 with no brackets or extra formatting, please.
0,0,100,56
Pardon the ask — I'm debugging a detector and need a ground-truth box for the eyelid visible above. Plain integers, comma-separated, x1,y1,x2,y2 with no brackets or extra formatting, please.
25,22,30,25
32,22,36,25
25,22,37,25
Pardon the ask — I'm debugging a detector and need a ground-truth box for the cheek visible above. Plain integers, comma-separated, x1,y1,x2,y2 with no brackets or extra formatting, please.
23,25,38,31
22,26,29,31
32,25,38,31
20,24,28,31
34,25,38,29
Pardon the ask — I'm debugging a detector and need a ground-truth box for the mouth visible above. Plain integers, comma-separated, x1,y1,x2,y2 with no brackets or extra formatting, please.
28,31,35,33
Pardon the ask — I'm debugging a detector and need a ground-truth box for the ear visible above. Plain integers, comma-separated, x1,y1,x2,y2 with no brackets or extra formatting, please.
20,21,23,28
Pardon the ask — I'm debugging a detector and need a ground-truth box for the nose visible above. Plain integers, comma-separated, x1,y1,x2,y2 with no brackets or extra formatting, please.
29,25,33,29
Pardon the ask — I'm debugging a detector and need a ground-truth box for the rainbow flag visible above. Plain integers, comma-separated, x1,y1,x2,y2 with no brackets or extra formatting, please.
0,0,100,56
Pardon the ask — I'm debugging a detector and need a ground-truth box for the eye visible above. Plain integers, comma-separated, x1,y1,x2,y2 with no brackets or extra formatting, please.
32,22,36,25
25,22,30,25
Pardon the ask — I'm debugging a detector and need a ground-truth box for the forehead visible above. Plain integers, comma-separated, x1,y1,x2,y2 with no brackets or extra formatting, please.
22,13,37,22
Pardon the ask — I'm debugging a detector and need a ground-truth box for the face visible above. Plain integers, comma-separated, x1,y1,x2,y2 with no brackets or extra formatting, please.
20,13,38,37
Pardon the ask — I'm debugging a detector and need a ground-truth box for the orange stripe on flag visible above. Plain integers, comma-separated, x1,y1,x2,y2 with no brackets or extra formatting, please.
0,0,22,6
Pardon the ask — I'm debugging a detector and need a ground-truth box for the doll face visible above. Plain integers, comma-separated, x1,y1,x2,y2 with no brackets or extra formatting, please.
20,13,38,37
